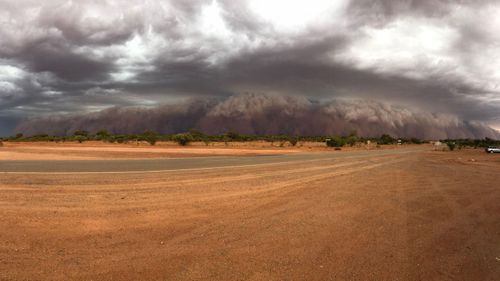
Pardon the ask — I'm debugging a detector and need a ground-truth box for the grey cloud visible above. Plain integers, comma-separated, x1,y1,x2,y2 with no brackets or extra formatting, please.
18,41,114,82
15,94,500,139
1,0,499,136
346,0,487,26
0,115,20,136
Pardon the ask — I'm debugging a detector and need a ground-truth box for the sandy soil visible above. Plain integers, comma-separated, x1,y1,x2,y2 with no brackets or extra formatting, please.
0,141,404,160
0,141,304,160
0,148,499,280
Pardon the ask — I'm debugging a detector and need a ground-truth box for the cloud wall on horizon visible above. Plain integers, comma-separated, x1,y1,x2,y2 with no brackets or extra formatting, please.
15,94,500,139
1,0,500,134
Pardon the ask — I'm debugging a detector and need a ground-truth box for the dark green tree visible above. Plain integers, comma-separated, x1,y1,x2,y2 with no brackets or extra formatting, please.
379,134,396,145
224,131,240,141
446,142,456,151
142,130,158,146
172,133,194,146
74,136,86,143
326,137,346,148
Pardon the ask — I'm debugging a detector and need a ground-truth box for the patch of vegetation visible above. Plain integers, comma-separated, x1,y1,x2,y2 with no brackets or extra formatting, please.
446,142,456,151
326,137,346,148
74,136,87,143
172,133,194,146
6,129,498,150
378,134,396,145
224,131,241,141
95,130,111,141
141,130,158,146
440,138,500,148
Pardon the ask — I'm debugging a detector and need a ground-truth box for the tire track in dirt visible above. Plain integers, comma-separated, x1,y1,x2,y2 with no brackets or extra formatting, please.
1,149,500,280
0,148,422,174
0,155,406,212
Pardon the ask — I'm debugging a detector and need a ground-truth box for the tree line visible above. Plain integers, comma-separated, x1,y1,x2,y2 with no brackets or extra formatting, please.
440,138,500,151
1,129,499,148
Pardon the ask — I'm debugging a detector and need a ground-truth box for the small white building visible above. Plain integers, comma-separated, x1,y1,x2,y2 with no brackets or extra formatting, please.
433,141,444,150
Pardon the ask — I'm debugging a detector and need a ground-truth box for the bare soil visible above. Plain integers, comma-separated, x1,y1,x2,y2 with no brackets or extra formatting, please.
0,141,303,160
0,141,402,160
0,147,499,280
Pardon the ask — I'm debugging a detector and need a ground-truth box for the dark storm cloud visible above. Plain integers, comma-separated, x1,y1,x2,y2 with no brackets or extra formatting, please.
15,94,500,139
18,41,114,82
1,0,500,136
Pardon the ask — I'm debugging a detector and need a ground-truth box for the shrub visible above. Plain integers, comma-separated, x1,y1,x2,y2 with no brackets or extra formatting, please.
378,134,396,145
326,137,345,148
95,130,110,141
31,134,51,141
289,137,298,147
410,137,422,144
345,135,358,146
74,136,87,143
142,130,158,146
172,133,193,146
446,142,456,151
115,135,127,144
224,131,240,141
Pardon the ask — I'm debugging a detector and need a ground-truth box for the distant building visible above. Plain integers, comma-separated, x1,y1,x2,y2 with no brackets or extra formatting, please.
433,141,444,150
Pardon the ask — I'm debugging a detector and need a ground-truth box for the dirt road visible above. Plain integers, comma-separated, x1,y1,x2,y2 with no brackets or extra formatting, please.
1,148,499,280
0,148,416,173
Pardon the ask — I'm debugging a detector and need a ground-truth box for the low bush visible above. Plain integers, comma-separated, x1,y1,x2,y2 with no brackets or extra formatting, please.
378,134,396,145
142,130,158,145
289,137,298,146
224,131,241,141
172,133,194,146
446,142,456,151
74,136,87,143
326,137,346,148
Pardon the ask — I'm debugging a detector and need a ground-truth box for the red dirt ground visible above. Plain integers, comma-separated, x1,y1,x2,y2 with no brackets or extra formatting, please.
0,147,499,280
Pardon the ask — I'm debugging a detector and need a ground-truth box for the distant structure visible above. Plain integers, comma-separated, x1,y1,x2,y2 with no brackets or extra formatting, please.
433,141,443,150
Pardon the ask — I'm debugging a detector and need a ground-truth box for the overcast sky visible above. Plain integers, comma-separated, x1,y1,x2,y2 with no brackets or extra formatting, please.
1,0,499,135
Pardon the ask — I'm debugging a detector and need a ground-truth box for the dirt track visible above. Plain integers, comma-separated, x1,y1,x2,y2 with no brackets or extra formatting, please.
0,149,416,173
1,148,499,280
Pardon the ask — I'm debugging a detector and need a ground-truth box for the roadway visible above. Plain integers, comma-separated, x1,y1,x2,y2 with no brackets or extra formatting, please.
0,148,419,173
